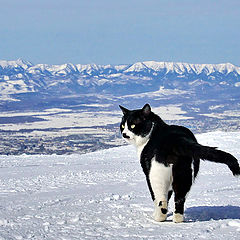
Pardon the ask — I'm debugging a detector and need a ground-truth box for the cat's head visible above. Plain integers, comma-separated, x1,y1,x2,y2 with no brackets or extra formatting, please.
119,104,153,146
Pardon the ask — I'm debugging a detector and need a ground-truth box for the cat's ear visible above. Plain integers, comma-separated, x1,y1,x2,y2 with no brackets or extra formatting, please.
142,104,151,117
119,105,130,115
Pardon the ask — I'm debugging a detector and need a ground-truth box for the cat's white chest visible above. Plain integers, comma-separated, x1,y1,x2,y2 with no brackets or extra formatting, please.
134,125,154,159
135,137,149,159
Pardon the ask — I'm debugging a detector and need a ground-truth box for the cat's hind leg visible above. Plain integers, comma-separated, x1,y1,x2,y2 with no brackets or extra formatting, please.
172,157,193,223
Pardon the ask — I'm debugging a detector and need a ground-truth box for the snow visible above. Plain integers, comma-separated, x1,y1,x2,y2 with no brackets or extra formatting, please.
0,109,121,132
152,104,193,120
0,80,34,95
1,59,240,98
0,131,240,239
137,61,240,75
124,62,148,72
201,110,240,119
1,59,240,78
0,59,32,69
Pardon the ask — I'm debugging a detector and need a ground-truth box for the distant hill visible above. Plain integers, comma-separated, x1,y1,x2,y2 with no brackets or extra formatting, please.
1,59,240,98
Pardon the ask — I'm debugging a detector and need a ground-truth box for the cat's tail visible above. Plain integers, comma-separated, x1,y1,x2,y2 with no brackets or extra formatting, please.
175,138,240,176
193,144,240,176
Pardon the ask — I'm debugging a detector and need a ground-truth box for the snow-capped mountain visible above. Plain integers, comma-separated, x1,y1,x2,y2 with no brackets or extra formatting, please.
1,60,240,156
1,59,240,97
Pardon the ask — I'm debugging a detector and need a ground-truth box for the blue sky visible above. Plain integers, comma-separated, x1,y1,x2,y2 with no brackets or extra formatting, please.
0,0,239,65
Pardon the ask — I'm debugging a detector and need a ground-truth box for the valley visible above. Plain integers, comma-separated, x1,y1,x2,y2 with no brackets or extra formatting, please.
0,100,239,155
0,59,240,154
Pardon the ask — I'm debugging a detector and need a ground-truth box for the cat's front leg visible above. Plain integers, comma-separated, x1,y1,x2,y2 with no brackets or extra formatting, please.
145,171,169,222
146,177,168,222
149,159,173,222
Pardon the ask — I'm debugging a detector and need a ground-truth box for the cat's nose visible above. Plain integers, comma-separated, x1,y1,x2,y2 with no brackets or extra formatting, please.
123,133,130,139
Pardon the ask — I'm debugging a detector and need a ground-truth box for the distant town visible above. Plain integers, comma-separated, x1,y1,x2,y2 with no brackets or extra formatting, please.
1,117,239,155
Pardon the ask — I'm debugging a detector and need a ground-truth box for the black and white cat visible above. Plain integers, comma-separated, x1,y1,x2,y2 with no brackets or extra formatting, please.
119,104,240,223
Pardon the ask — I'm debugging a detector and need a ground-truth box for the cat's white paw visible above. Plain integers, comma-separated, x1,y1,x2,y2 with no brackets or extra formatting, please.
173,213,184,223
153,209,167,222
152,201,168,222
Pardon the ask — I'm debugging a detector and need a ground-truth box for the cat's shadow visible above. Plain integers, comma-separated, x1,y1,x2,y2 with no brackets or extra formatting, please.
184,205,240,222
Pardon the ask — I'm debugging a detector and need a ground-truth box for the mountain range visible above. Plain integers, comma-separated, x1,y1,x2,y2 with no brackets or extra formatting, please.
1,59,240,155
1,59,240,98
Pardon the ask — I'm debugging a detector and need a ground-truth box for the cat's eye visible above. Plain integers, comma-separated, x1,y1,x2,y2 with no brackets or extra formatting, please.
130,124,136,129
121,124,125,129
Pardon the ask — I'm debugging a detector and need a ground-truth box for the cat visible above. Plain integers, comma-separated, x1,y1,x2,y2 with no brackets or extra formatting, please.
119,103,240,223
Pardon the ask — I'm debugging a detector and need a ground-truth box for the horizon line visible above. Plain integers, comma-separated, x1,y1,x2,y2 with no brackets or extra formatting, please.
0,58,239,68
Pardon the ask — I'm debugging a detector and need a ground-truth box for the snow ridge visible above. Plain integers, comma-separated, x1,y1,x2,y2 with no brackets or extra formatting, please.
1,59,239,77
0,59,240,96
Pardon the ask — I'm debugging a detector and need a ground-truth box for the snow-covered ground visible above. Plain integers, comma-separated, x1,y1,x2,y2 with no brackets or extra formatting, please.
0,131,240,240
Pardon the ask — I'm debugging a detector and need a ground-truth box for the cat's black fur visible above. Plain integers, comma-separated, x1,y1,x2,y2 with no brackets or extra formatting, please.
119,104,240,223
